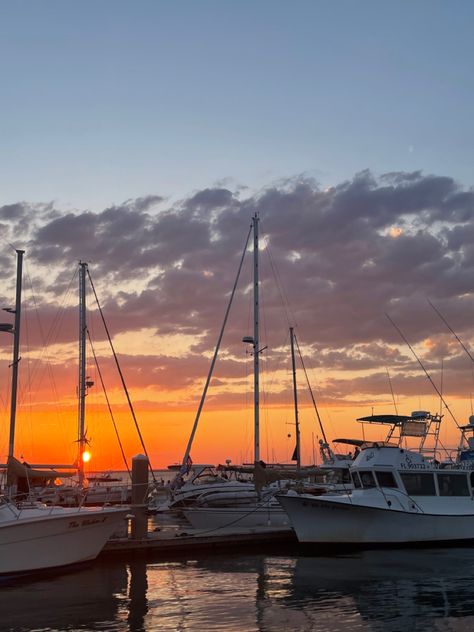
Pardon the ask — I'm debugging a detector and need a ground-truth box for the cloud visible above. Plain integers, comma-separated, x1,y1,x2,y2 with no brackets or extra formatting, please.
2,170,474,413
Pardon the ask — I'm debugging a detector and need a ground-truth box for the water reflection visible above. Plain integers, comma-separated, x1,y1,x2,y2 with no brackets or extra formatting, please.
128,560,148,631
282,548,474,632
4,548,474,631
0,560,128,631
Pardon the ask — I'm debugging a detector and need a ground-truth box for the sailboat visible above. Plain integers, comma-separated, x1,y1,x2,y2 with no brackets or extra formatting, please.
178,215,305,530
25,261,133,507
0,250,129,575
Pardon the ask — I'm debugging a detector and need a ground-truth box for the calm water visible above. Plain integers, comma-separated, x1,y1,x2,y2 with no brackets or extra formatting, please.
3,546,474,632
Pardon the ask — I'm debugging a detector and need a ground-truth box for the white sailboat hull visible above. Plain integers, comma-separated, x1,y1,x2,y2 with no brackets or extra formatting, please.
0,504,129,575
183,505,292,531
278,494,474,544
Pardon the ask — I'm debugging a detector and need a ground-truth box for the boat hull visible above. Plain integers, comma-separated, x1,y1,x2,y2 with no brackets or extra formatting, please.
183,505,292,531
0,505,129,575
278,494,474,544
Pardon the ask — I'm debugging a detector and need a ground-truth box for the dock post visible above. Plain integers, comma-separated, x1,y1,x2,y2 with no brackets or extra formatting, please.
131,454,149,540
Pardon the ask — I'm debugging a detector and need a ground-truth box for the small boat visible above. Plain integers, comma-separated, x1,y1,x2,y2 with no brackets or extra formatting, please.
278,441,474,545
151,465,255,511
0,497,129,575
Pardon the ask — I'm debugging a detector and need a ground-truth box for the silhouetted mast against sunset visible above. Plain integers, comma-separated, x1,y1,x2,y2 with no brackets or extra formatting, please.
252,213,261,463
7,249,24,461
290,327,301,470
77,261,88,486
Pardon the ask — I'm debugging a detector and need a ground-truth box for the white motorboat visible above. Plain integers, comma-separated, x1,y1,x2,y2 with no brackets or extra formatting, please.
0,497,129,575
148,464,255,511
278,441,474,545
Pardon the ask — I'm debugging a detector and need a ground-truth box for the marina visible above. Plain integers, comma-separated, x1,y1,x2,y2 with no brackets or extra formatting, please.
1,2,473,629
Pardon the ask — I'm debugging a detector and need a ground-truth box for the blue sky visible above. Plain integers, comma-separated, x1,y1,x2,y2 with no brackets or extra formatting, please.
0,0,473,210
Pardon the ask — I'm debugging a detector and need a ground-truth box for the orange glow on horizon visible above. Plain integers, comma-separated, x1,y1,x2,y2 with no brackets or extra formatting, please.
3,396,469,471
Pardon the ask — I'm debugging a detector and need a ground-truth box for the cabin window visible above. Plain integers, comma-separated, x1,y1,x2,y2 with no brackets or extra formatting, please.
437,473,469,497
470,472,474,490
359,471,376,489
342,469,351,484
400,473,436,496
351,472,361,488
374,471,397,488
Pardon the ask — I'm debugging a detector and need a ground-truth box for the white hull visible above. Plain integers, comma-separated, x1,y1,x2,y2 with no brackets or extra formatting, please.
169,481,255,508
183,505,292,531
278,494,474,544
0,504,129,575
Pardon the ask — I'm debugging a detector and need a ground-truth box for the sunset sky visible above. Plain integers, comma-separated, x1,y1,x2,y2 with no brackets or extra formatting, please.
1,1,474,470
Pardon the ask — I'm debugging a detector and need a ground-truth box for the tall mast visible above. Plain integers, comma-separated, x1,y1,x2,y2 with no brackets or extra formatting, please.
252,213,260,463
8,249,25,461
78,261,88,485
290,327,301,469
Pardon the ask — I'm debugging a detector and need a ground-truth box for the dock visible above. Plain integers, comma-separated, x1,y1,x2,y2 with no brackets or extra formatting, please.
102,526,297,559
99,455,297,560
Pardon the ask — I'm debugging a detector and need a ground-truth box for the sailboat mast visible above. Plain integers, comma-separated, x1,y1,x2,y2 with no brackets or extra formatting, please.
78,261,88,485
8,249,25,460
290,326,301,469
252,213,260,463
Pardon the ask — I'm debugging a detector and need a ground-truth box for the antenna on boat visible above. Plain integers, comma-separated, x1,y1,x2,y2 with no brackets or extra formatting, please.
386,368,398,415
289,326,301,470
386,313,461,430
439,357,444,418
428,299,474,363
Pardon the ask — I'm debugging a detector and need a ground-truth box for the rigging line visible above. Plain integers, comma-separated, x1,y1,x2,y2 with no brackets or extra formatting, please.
436,436,451,460
439,358,444,418
23,292,34,454
21,266,78,400
86,329,131,478
20,267,76,450
180,222,253,468
294,333,329,445
385,313,461,430
86,268,157,483
428,298,474,363
259,264,271,461
0,232,18,252
264,240,293,329
386,367,398,415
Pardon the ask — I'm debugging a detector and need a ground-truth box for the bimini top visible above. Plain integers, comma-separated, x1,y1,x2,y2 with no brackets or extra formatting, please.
357,414,414,425
332,438,365,447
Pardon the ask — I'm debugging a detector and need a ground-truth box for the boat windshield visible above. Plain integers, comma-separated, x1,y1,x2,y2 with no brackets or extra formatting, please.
323,468,351,484
359,471,376,489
